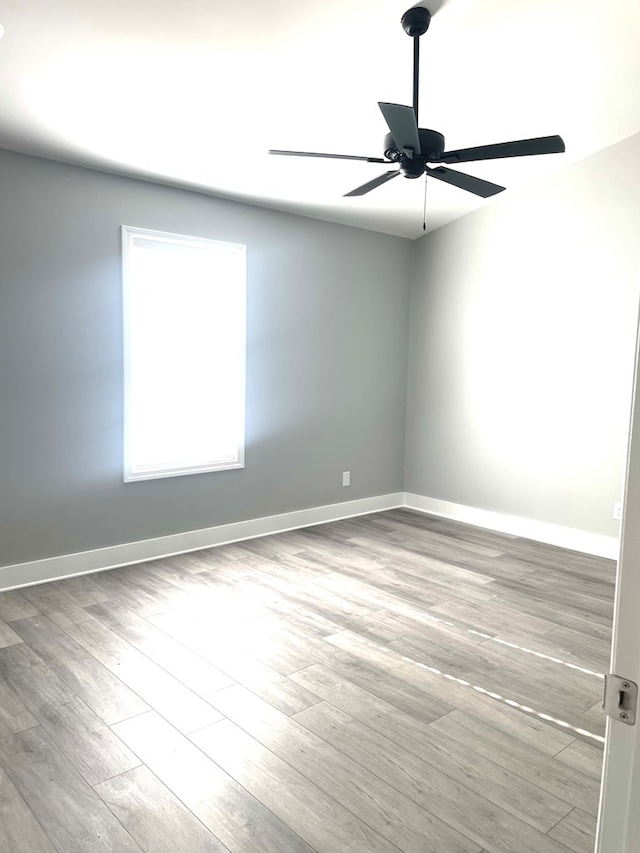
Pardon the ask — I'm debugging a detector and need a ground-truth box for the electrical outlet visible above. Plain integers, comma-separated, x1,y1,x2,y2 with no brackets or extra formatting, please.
613,502,623,521
342,471,351,487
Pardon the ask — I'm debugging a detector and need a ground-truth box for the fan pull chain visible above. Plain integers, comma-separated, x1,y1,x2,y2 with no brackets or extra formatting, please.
422,173,428,231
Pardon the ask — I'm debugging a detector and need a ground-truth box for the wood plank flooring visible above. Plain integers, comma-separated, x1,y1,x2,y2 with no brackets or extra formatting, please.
0,509,615,852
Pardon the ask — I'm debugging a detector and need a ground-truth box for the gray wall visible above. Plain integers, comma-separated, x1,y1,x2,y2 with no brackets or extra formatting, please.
3,131,638,569
0,149,411,567
405,132,640,538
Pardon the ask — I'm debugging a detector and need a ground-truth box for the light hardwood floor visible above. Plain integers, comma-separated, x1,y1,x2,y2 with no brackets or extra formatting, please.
0,509,615,852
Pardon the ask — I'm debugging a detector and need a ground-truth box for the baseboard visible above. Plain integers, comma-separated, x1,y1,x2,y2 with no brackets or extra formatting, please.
0,489,618,593
0,493,404,593
404,493,620,560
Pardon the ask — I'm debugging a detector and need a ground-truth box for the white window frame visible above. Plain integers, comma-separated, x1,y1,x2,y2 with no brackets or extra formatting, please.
122,225,246,483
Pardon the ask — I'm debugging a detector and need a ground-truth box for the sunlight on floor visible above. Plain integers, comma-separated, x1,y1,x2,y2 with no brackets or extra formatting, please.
364,637,606,745
388,604,605,678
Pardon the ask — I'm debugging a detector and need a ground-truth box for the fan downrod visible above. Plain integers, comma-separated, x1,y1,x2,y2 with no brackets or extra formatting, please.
401,7,431,37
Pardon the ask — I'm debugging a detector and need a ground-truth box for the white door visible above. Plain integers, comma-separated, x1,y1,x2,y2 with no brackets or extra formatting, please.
596,320,640,852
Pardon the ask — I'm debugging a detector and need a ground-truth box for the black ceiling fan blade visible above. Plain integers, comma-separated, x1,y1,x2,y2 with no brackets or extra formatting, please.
378,102,421,159
426,166,505,198
344,170,400,197
439,135,565,164
269,149,387,163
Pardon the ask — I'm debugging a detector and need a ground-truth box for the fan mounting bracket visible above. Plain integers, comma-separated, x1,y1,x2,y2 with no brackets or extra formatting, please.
401,7,431,38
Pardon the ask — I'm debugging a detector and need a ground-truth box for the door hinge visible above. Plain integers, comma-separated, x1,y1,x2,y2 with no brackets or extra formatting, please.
603,675,638,725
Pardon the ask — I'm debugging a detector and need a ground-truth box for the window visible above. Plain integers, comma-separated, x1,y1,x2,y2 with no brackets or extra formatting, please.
122,226,246,482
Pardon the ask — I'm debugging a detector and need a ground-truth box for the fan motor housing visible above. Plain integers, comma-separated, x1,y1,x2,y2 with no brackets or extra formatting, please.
383,129,445,164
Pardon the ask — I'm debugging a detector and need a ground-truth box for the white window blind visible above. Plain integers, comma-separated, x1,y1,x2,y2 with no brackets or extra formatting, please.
122,226,246,482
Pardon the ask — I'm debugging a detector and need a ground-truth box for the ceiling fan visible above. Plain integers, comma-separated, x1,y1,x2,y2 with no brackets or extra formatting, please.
269,5,565,200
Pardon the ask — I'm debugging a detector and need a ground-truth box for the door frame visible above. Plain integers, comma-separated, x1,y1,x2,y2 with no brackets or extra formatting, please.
596,307,640,852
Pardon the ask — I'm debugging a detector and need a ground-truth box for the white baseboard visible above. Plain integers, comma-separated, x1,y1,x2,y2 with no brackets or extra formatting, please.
0,490,619,593
404,493,620,561
0,493,404,593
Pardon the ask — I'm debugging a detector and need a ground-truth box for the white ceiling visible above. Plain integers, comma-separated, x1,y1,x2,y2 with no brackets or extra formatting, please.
0,0,638,239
